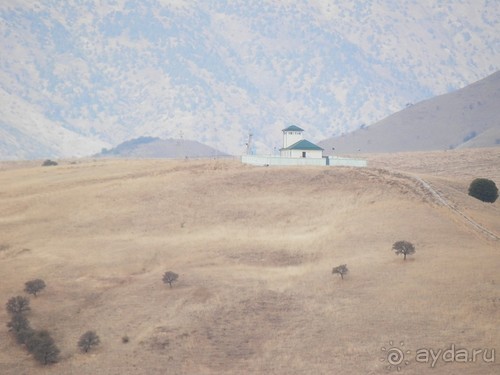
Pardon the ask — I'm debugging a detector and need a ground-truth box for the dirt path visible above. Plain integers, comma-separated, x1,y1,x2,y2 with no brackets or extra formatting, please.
403,172,499,241
358,167,498,241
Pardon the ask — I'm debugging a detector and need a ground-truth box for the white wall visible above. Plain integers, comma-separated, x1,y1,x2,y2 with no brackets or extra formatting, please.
281,149,323,158
280,149,323,158
242,155,367,167
280,149,290,158
283,131,303,148
289,149,323,158
242,155,327,166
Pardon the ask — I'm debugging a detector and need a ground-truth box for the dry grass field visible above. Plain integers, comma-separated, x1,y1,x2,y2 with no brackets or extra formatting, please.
0,148,499,374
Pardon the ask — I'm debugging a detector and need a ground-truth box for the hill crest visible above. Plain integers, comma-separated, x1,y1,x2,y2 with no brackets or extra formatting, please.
319,71,500,154
98,136,228,158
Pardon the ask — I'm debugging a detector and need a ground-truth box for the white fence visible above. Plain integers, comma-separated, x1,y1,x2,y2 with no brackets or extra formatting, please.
241,155,367,167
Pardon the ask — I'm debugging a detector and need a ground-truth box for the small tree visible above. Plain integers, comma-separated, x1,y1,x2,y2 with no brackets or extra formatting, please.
468,178,498,203
392,241,416,260
332,264,349,280
15,327,35,345
78,331,101,353
25,329,49,353
34,341,60,365
6,296,30,315
27,330,60,365
162,271,179,288
7,313,30,333
24,279,46,297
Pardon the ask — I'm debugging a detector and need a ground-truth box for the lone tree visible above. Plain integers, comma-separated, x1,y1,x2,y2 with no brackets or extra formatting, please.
468,178,498,203
24,279,46,297
162,271,179,288
78,331,101,353
392,241,416,260
6,296,30,315
332,264,349,280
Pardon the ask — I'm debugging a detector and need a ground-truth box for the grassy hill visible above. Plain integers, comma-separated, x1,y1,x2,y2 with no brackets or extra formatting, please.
0,149,499,374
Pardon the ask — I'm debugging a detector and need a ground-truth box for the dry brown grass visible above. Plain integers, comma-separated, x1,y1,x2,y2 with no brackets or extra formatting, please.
0,150,499,374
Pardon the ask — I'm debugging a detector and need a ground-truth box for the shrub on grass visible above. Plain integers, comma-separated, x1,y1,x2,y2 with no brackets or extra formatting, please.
162,271,179,288
78,331,101,353
24,279,46,297
332,264,349,280
468,178,498,203
26,330,60,365
6,296,30,315
42,160,58,166
15,327,35,345
7,313,30,334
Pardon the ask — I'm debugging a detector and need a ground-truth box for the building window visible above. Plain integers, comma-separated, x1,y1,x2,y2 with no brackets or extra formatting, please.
302,152,306,158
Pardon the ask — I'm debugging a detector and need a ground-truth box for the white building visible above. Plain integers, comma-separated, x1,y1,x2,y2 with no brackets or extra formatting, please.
279,125,324,159
241,124,367,167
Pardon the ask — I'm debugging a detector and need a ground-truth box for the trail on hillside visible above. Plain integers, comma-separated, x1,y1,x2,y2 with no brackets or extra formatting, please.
409,174,499,241
361,168,499,241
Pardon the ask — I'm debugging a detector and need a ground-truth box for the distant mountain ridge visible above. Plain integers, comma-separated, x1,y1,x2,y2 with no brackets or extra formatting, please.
318,71,500,154
0,1,499,159
98,136,227,158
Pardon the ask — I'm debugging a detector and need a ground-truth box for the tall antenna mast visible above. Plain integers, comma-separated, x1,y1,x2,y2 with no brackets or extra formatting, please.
178,130,184,159
245,132,253,155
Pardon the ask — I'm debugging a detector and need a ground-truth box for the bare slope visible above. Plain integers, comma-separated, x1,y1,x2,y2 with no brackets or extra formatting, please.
98,137,229,159
319,71,500,154
0,150,499,375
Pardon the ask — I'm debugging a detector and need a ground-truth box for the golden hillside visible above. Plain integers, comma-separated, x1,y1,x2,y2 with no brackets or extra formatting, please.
1,149,499,374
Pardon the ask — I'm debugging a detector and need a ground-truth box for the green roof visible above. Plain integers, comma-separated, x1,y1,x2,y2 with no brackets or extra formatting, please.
282,139,324,151
282,125,304,132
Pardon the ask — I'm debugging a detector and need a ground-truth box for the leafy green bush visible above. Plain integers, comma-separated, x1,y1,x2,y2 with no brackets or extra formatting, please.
468,178,498,203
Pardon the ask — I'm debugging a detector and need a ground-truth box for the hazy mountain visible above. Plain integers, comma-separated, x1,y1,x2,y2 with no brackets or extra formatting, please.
318,70,500,154
97,136,227,158
1,0,499,159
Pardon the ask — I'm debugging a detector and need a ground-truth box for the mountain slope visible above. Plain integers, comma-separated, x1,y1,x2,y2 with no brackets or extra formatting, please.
1,0,499,158
0,87,108,160
319,71,500,154
98,136,227,158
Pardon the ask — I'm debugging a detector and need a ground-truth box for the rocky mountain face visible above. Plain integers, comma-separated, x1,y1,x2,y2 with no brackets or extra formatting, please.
319,70,500,154
1,0,499,159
